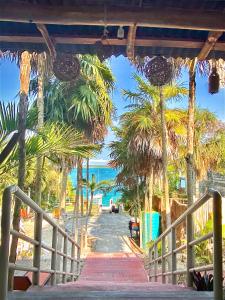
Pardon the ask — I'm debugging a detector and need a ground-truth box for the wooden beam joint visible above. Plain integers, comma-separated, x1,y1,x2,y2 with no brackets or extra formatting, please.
36,23,56,59
198,31,223,61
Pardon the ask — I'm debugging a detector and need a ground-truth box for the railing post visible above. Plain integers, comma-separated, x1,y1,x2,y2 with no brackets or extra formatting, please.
161,237,166,284
0,188,13,300
70,242,75,281
213,191,223,300
77,246,81,274
51,226,58,285
171,227,177,284
154,243,158,282
33,212,43,286
148,247,152,282
186,215,193,287
62,236,68,283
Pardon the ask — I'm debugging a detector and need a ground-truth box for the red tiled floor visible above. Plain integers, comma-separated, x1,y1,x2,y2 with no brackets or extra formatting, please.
78,252,148,283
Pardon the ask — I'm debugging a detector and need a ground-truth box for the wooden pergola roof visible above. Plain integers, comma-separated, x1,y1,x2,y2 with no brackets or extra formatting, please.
0,0,225,60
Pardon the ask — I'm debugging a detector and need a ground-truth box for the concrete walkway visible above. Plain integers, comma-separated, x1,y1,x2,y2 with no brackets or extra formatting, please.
87,212,131,252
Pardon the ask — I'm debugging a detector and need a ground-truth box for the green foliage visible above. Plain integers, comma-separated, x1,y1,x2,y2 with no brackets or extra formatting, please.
194,219,213,265
146,240,162,257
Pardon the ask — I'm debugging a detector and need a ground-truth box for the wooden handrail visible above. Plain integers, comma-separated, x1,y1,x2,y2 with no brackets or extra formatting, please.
146,189,223,300
0,185,81,300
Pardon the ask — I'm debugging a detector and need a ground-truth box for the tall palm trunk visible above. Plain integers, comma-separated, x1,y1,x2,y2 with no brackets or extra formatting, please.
144,176,149,212
187,58,197,206
8,51,31,290
186,58,197,287
73,159,81,243
88,191,94,217
59,159,68,215
159,87,172,283
35,52,45,206
148,165,154,240
84,158,90,248
159,88,171,230
80,160,84,216
86,158,90,215
136,176,141,216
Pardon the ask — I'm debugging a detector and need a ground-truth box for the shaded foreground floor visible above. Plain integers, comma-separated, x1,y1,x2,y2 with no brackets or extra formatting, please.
9,252,213,299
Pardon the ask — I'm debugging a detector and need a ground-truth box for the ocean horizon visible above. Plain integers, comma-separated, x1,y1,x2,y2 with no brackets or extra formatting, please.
69,166,121,206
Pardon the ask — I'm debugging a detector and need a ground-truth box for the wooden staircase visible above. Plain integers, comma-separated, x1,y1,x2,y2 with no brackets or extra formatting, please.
8,252,214,299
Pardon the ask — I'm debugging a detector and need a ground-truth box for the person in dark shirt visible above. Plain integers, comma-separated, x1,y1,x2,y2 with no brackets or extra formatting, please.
129,220,133,238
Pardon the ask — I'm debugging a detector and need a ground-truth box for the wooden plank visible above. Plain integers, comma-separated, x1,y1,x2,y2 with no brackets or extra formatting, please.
1,35,225,52
198,31,223,60
1,2,225,31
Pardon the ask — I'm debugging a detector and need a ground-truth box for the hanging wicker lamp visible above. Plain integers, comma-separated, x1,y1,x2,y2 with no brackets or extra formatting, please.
144,56,173,87
209,62,220,94
53,53,80,82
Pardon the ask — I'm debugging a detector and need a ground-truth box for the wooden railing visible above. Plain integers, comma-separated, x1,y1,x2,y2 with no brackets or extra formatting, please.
0,185,81,300
146,189,223,300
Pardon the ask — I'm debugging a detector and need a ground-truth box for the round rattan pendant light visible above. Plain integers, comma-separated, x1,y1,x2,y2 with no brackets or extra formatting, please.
53,53,80,82
144,56,173,86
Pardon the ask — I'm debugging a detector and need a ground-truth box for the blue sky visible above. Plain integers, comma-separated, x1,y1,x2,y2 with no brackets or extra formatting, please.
1,56,225,162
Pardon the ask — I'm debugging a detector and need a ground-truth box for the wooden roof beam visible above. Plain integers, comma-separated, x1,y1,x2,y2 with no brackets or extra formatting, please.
1,35,225,52
198,31,223,60
36,23,56,58
1,2,225,31
126,24,137,61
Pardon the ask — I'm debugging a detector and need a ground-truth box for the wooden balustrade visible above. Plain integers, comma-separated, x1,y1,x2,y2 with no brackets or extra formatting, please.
146,190,223,300
0,185,81,300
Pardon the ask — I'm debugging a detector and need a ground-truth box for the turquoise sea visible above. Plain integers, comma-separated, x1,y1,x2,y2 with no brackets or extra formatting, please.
69,167,121,207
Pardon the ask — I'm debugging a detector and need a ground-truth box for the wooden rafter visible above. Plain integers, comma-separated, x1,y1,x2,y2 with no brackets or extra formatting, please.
126,24,137,61
198,31,223,61
36,23,56,59
1,2,225,31
1,35,225,52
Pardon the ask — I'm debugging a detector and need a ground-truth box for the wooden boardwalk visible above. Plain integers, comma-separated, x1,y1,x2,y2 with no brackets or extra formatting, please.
9,252,214,299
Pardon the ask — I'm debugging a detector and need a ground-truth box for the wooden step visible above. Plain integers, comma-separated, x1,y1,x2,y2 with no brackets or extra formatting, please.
8,290,214,299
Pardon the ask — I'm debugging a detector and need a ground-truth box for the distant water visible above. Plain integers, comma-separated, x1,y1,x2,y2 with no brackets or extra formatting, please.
69,167,121,207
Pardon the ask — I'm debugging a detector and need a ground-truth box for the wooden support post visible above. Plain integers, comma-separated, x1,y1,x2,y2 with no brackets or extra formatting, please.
154,243,158,282
70,243,75,281
33,212,43,286
126,24,137,61
213,192,223,300
171,227,177,284
62,236,68,283
161,237,166,284
51,226,58,285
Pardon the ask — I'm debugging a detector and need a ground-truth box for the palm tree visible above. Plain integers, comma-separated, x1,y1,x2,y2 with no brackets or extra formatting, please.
8,51,31,290
123,74,188,229
83,174,114,217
